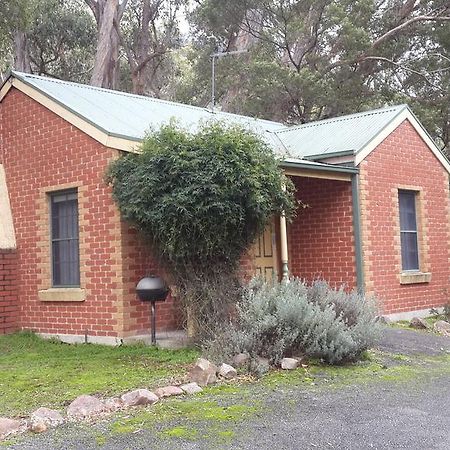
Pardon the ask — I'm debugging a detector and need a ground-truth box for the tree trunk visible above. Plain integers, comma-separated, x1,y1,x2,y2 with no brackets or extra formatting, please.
123,0,174,96
13,31,32,73
89,0,127,89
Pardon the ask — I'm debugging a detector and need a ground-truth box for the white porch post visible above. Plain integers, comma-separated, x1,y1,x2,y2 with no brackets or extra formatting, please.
280,212,289,281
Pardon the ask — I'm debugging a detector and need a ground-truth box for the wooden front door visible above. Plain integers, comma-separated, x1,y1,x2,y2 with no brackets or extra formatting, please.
252,220,279,281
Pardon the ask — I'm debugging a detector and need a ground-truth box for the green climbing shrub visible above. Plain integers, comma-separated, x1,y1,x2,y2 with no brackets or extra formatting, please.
106,122,295,339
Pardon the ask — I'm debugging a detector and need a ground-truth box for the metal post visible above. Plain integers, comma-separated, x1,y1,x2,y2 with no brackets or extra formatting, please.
211,55,216,111
351,173,365,293
280,212,289,282
151,301,156,345
210,49,248,112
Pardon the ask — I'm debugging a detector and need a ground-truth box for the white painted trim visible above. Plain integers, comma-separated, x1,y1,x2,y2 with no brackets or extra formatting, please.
0,165,16,249
355,109,450,174
4,78,140,153
386,307,441,322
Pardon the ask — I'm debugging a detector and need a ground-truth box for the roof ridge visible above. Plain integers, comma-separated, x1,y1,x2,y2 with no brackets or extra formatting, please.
12,71,283,128
275,104,408,135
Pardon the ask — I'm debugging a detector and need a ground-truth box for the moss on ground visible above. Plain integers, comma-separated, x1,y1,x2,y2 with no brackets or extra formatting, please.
104,350,450,447
263,351,450,389
161,426,199,440
111,397,259,433
109,393,258,446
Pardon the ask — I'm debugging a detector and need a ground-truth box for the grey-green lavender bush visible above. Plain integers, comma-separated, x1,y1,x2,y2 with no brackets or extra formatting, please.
205,278,381,370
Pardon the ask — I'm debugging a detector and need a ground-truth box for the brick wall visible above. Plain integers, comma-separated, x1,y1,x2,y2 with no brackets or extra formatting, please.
119,222,181,336
288,177,357,288
0,88,180,338
0,250,18,334
359,120,450,314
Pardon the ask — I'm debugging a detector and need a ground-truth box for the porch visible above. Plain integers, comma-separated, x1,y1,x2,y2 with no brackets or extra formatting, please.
251,161,363,290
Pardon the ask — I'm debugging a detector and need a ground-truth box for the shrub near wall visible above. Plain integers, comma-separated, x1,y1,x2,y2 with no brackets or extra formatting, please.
106,122,295,339
206,279,381,369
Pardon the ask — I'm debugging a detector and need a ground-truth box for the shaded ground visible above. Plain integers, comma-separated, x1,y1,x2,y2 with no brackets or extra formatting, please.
4,327,450,450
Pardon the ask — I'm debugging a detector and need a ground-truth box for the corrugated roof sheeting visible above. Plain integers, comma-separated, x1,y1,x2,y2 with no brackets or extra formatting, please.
12,71,284,149
8,72,413,162
275,105,407,159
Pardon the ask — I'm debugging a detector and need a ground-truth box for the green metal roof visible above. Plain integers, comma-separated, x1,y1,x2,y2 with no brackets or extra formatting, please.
6,72,424,167
10,71,285,150
275,104,409,160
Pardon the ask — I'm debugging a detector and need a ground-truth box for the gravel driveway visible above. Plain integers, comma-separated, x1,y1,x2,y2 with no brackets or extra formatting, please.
6,327,450,450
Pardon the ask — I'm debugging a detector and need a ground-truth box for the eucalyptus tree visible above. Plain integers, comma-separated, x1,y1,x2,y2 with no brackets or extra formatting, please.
187,0,450,152
84,0,130,89
120,0,186,96
0,0,96,82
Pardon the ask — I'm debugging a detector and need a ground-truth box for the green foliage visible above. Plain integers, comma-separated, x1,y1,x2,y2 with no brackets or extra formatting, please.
187,0,450,154
107,122,294,339
205,279,381,369
0,331,198,416
0,0,95,81
107,122,295,269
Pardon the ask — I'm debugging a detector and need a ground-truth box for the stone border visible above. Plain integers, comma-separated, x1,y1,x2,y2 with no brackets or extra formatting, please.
0,355,309,442
0,358,231,441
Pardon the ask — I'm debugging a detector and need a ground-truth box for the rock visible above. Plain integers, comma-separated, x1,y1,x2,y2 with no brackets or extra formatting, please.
409,317,428,329
31,421,47,433
120,389,158,407
376,315,391,324
180,382,203,395
0,417,22,440
292,354,308,366
218,363,237,379
188,358,218,386
67,395,105,419
104,398,123,412
433,320,450,336
30,407,64,433
281,357,299,370
153,386,184,398
232,353,250,368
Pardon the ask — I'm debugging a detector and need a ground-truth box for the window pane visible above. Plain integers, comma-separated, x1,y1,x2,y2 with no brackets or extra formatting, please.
52,241,61,285
401,232,419,271
51,190,80,286
399,191,417,231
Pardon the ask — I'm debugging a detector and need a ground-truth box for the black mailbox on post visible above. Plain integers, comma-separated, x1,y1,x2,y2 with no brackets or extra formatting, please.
136,275,170,345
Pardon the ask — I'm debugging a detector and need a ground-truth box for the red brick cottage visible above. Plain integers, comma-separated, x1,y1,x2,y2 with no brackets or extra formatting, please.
1,71,449,342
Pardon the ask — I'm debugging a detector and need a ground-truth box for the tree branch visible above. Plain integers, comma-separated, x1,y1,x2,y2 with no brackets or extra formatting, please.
372,14,450,51
360,55,446,92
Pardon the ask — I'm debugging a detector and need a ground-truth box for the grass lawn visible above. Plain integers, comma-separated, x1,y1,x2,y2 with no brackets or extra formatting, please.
0,332,199,417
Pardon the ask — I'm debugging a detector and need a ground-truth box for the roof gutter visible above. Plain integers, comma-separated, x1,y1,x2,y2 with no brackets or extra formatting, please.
303,150,355,161
280,159,359,174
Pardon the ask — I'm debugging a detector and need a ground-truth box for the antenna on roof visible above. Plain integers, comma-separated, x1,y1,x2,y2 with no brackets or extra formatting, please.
210,49,248,112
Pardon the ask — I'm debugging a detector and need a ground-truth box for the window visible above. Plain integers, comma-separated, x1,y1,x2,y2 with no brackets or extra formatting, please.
50,190,80,287
398,190,419,271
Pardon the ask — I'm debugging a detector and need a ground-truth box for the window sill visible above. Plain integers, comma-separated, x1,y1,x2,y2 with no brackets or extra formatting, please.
38,288,86,302
399,272,431,285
